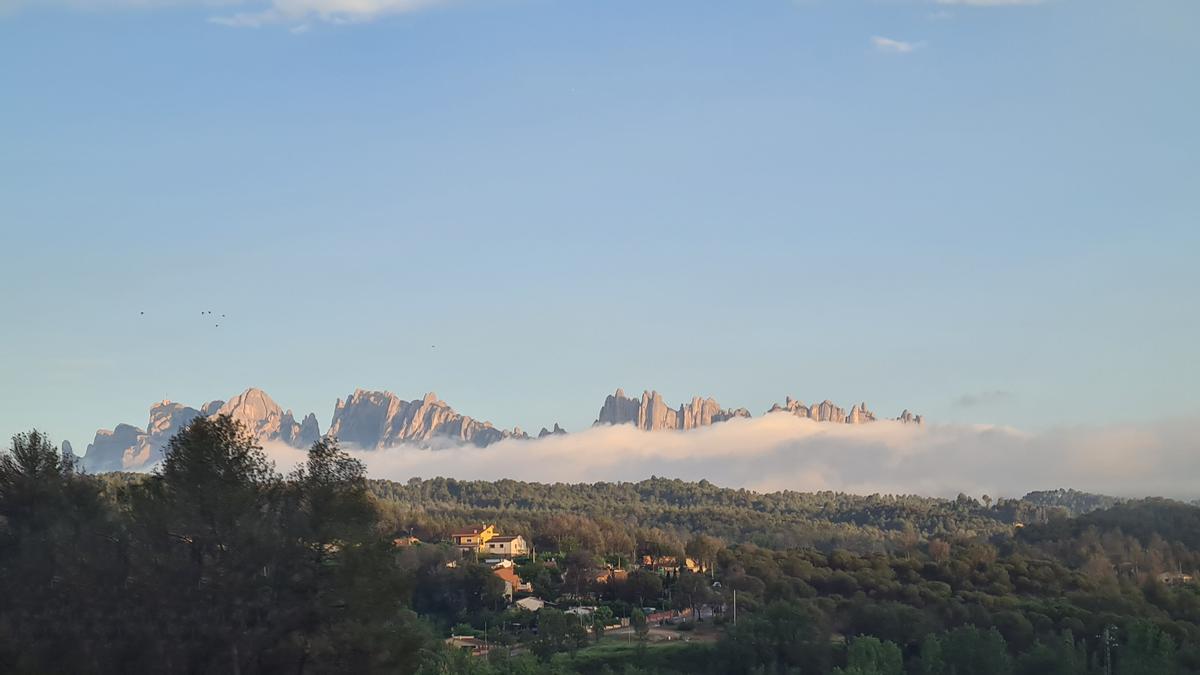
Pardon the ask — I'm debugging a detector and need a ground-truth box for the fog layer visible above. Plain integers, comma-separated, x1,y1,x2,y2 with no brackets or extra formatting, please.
263,412,1200,499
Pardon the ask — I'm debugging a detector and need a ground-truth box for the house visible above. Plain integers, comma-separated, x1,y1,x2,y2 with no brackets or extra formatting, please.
646,608,693,625
595,568,629,584
451,525,496,553
514,597,546,612
392,536,421,548
1158,572,1195,586
492,565,533,599
641,555,680,571
482,534,529,559
445,636,489,657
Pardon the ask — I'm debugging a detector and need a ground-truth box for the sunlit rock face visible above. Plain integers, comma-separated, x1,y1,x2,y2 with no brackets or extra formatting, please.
214,388,318,447
83,389,320,471
765,397,921,425
595,389,750,431
327,389,520,449
147,401,204,447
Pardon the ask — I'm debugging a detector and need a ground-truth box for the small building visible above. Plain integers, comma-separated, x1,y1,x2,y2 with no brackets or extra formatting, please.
451,525,496,553
595,568,629,584
493,565,533,599
641,555,680,572
445,635,489,657
1158,572,1195,586
482,534,529,559
392,536,421,548
515,597,546,612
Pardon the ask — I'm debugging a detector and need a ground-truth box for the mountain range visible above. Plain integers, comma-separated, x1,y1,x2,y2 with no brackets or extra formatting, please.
79,387,923,472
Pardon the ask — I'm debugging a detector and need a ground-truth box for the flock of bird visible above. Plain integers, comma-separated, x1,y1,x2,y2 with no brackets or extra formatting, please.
134,311,433,346
137,310,227,327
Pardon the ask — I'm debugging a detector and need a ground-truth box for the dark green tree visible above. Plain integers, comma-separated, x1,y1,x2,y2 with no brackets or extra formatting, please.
631,608,649,642
835,636,903,675
1116,621,1176,675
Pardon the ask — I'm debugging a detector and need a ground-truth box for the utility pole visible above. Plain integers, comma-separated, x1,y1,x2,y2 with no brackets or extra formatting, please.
732,590,737,627
1099,624,1117,675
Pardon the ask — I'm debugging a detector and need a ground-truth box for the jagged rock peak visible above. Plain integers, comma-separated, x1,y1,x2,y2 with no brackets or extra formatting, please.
83,423,147,474
767,397,920,425
595,389,749,431
61,441,74,461
327,389,516,450
297,413,321,446
847,402,877,425
895,409,924,425
538,423,568,438
83,388,320,473
213,388,317,448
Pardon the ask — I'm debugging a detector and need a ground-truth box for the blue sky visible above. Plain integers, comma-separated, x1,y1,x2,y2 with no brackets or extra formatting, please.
1,0,1197,450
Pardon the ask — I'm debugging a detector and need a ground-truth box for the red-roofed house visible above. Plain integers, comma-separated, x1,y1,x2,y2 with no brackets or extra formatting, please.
493,565,533,599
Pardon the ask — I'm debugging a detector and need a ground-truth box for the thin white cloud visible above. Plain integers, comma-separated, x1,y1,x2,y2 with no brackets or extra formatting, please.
257,412,1200,500
871,36,924,54
210,0,450,27
0,0,454,25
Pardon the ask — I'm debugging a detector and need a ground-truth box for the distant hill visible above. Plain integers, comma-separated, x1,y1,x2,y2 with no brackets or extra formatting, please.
1019,488,1123,517
364,476,1026,552
1019,497,1200,551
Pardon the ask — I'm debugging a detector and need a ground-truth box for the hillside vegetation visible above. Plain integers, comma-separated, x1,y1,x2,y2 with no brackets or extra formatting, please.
4,421,1200,674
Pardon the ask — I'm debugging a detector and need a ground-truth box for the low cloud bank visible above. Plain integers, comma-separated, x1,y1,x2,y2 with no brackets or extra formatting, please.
262,412,1200,500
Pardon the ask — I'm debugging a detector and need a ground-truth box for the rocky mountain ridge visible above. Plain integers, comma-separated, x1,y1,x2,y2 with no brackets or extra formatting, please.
595,389,751,431
84,389,319,473
81,386,923,472
596,389,922,431
327,389,526,450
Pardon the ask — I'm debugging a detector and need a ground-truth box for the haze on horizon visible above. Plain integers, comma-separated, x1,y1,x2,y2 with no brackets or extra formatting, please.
1,0,1197,473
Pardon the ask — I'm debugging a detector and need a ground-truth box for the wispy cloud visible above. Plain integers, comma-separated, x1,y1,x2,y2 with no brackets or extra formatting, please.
257,412,1200,500
953,390,1013,408
871,36,924,54
0,0,454,25
210,0,451,27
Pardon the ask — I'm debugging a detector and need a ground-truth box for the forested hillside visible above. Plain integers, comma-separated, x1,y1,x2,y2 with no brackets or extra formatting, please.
5,421,1200,674
365,477,1060,554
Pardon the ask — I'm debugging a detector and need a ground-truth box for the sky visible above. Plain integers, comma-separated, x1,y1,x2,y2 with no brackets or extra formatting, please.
1,0,1198,465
